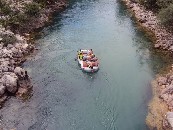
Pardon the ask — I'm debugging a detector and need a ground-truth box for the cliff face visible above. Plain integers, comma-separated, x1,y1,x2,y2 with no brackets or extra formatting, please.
0,0,67,108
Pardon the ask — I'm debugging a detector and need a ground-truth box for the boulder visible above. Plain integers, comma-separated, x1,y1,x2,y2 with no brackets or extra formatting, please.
15,34,24,42
1,74,18,93
161,85,173,95
138,18,147,23
22,43,28,50
155,44,161,48
2,48,13,58
0,84,6,96
0,43,3,49
11,47,23,58
0,95,7,106
14,43,22,50
16,87,28,98
169,46,173,52
14,67,26,79
167,112,173,128
18,78,31,88
158,77,168,85
161,93,169,101
7,44,14,49
0,60,14,72
170,75,173,81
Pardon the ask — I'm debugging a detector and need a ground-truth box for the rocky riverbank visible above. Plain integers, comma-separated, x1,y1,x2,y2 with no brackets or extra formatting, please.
122,0,173,129
0,0,67,108
0,28,34,106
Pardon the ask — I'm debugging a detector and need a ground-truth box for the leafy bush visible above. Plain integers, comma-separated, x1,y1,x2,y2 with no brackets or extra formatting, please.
137,0,173,27
0,0,12,15
1,13,29,31
1,34,16,47
139,0,158,10
6,13,28,26
24,2,40,16
156,0,173,9
139,0,173,10
158,3,173,26
34,0,56,5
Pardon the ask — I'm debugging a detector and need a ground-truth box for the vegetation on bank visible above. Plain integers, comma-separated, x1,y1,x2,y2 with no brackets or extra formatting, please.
0,0,65,33
136,0,173,27
0,34,17,47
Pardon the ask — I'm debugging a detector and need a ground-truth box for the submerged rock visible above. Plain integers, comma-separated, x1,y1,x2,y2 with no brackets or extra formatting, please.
16,87,29,98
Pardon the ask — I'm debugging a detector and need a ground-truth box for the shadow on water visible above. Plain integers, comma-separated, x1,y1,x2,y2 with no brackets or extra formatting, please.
133,29,173,74
116,0,130,17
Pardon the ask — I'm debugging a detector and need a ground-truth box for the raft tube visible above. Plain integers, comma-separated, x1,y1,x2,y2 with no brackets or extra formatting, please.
81,61,99,73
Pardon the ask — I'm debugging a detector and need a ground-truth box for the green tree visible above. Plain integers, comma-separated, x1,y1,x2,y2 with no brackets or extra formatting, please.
158,3,173,26
1,34,16,47
24,2,40,16
0,0,12,15
140,0,158,10
156,0,173,9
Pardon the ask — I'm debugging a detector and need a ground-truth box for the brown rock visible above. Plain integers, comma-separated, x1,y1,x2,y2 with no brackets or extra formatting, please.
155,44,161,48
161,93,169,101
167,112,173,128
0,95,7,105
1,74,18,93
14,67,25,79
161,85,173,95
16,87,28,98
158,77,167,85
0,84,6,96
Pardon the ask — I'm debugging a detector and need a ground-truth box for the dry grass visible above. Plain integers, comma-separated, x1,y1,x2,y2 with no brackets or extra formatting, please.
146,80,169,130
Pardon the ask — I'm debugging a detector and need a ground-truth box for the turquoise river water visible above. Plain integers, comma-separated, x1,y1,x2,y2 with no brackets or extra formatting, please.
0,0,173,130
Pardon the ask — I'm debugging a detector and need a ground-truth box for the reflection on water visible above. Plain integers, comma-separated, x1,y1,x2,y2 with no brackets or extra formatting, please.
1,0,173,130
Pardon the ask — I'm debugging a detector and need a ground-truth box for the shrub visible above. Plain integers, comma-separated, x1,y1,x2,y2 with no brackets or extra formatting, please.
158,3,173,26
156,0,173,9
34,0,56,5
0,0,12,15
139,0,158,10
138,0,173,10
2,13,29,31
24,2,40,16
1,34,16,47
7,13,28,26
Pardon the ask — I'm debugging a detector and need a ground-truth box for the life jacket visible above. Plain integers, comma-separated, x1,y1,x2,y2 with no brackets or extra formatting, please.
78,51,81,55
79,55,83,60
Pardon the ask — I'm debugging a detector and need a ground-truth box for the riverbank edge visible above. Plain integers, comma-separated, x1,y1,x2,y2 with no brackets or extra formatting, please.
0,1,68,107
121,0,173,129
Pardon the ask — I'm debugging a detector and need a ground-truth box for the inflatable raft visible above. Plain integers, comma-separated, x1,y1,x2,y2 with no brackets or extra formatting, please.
77,49,99,73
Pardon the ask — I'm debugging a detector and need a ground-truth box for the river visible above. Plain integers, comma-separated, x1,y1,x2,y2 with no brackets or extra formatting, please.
0,0,172,130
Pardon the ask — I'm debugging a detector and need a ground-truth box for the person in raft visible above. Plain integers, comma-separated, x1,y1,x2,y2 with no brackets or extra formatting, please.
78,52,83,60
79,49,93,55
82,60,99,68
89,49,93,54
83,54,98,62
